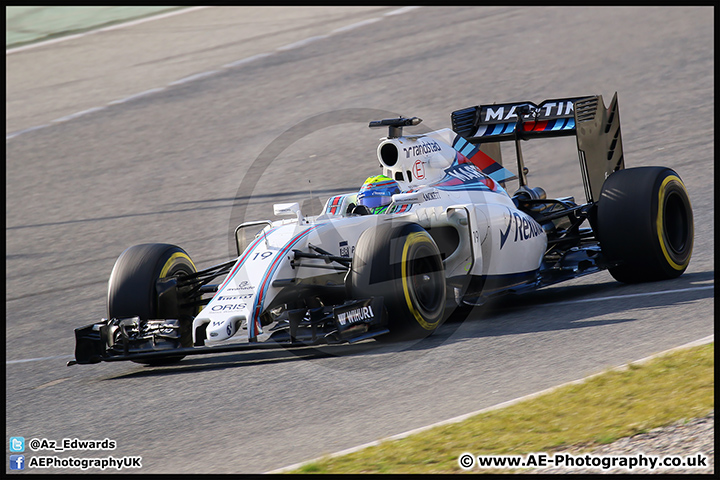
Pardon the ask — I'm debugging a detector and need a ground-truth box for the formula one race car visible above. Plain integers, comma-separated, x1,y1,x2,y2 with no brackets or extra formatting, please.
70,93,694,366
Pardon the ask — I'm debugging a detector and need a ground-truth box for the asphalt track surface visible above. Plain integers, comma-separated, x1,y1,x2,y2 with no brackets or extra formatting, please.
6,6,714,474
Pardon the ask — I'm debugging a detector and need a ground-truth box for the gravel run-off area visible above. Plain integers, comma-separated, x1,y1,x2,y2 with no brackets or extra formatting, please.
524,412,714,474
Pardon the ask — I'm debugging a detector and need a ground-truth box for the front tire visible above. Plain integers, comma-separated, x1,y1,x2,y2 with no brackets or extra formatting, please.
349,223,446,339
108,243,198,363
596,167,693,283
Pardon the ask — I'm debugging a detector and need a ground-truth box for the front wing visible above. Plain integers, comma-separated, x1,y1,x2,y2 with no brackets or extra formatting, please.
69,297,388,365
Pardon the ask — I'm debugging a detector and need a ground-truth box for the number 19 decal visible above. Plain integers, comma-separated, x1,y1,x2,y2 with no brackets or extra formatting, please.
252,251,273,261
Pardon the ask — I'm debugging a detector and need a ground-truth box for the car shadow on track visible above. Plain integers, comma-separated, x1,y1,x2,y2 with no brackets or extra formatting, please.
432,270,714,343
103,270,714,379
476,270,714,319
101,340,385,380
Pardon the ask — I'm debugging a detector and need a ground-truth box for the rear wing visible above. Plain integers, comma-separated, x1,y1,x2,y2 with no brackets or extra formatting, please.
451,93,625,203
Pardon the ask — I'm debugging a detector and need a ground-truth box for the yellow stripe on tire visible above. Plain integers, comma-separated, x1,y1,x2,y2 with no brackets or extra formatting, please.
160,251,199,315
656,175,691,271
401,232,441,331
160,252,196,278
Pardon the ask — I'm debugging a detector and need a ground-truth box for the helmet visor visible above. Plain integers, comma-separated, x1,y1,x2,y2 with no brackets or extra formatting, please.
359,195,393,209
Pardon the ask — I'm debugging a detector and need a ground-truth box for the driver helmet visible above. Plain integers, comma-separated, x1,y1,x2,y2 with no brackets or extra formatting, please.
357,175,401,214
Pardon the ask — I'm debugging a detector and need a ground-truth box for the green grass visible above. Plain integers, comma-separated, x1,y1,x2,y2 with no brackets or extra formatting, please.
286,342,714,474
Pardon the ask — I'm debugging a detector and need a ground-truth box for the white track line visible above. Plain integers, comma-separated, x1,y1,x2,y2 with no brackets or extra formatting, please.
384,6,421,16
537,285,714,307
331,18,382,33
222,52,273,69
106,87,167,105
6,124,51,140
168,70,221,86
51,106,107,123
7,355,75,365
266,334,715,473
6,6,421,142
276,35,330,51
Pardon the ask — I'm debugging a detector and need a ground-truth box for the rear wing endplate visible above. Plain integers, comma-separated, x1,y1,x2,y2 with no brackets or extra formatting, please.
451,93,625,203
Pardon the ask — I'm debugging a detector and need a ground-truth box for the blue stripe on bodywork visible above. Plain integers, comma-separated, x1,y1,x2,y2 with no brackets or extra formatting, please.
216,228,276,294
491,123,505,136
248,226,316,338
460,143,475,157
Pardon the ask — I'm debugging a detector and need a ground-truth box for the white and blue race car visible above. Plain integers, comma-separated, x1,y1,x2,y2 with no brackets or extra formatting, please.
70,93,694,365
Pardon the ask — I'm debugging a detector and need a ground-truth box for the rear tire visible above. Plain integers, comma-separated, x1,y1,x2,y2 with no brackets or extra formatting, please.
349,223,446,339
596,167,693,283
108,243,198,364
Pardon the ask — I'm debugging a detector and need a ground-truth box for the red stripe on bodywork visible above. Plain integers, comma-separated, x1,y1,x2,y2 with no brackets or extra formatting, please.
250,227,315,337
524,120,548,132
465,150,495,171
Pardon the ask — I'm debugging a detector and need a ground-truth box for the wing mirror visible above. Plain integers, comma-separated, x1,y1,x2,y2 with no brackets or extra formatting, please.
273,202,305,223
